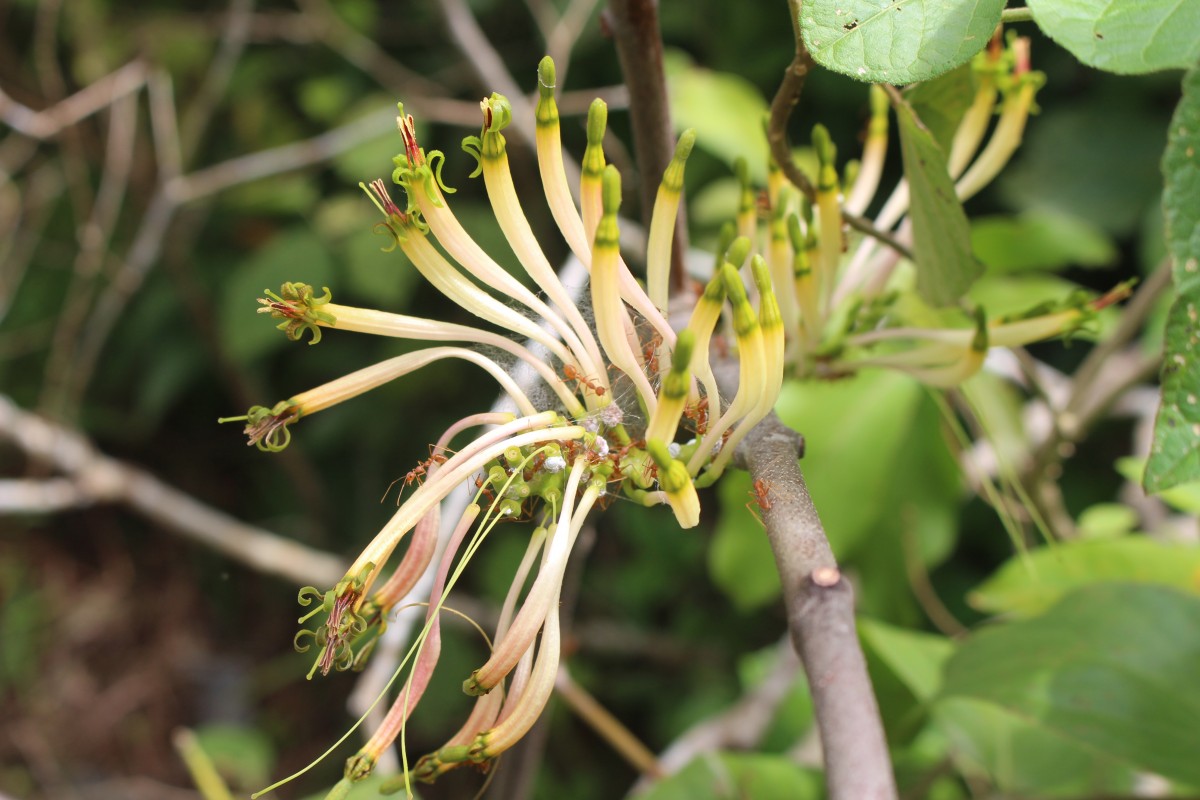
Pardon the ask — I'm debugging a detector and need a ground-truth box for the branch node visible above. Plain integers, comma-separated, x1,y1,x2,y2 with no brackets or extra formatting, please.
811,566,840,587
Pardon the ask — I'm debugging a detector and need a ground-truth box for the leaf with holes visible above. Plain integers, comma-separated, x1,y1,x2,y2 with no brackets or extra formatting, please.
1028,0,1200,74
799,0,1004,84
894,92,981,306
1146,66,1200,492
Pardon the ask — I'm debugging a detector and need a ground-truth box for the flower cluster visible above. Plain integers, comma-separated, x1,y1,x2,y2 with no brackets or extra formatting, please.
230,36,1129,800
235,56,787,798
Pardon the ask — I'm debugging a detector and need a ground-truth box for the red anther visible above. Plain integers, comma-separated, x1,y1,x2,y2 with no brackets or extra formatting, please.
369,178,403,217
400,114,421,166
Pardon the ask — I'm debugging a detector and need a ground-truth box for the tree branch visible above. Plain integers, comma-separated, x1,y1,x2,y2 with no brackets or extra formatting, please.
643,637,800,784
767,0,816,201
604,0,689,294
733,406,897,799
0,393,345,587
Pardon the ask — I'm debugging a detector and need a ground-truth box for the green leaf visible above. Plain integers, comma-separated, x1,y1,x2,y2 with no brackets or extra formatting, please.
1117,456,1200,514
904,63,978,153
1146,65,1200,492
851,394,962,623
800,0,1004,85
665,50,770,183
1027,0,1200,74
998,102,1166,236
971,211,1117,273
934,697,1139,795
940,583,1200,786
894,93,981,306
969,538,1200,617
860,618,954,702
775,369,924,556
1075,503,1139,539
710,471,782,611
639,752,822,800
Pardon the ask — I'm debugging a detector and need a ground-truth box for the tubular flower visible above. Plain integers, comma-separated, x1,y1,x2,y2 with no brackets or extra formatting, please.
233,56,787,800
720,33,1127,386
232,33,1117,799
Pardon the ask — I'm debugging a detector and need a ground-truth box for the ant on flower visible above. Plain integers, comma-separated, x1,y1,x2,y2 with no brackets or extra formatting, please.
381,446,450,504
561,364,606,396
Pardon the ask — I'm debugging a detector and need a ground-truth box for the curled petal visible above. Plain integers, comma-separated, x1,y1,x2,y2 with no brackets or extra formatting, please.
294,628,318,653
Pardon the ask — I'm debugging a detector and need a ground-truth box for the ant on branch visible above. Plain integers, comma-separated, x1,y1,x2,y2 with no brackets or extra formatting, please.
381,446,450,505
746,478,773,527
561,364,606,396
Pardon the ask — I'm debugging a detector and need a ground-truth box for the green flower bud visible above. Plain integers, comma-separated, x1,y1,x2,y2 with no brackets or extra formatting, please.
601,165,621,215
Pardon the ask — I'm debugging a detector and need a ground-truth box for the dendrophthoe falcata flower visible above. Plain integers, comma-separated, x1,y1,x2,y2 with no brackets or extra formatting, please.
231,56,784,798
228,37,1130,799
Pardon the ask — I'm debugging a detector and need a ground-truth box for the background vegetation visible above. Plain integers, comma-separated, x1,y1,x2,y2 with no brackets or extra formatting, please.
1,0,1196,798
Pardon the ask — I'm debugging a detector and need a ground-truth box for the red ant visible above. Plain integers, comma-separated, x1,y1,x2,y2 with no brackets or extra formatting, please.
474,474,496,506
641,331,663,377
561,364,606,396
756,188,772,218
746,478,773,527
382,447,449,505
683,397,710,435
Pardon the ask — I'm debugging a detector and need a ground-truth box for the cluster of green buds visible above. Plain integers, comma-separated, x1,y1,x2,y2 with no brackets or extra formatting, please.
235,55,788,799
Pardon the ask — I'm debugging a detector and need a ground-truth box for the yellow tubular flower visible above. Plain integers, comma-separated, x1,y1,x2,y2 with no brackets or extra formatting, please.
947,67,999,177
589,166,658,414
644,329,694,445
470,598,561,761
476,95,609,392
766,185,799,334
699,257,781,484
688,262,766,477
317,303,585,417
680,267,726,415
580,99,608,245
789,212,820,347
400,130,603,384
647,440,700,529
956,67,1043,201
845,85,890,215
734,157,757,254
750,255,786,413
346,413,579,602
395,217,582,371
811,124,843,319
535,57,590,260
291,347,537,418
647,130,696,314
544,85,676,347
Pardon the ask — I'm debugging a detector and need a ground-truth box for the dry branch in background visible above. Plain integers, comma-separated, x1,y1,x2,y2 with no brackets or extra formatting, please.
0,394,344,587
